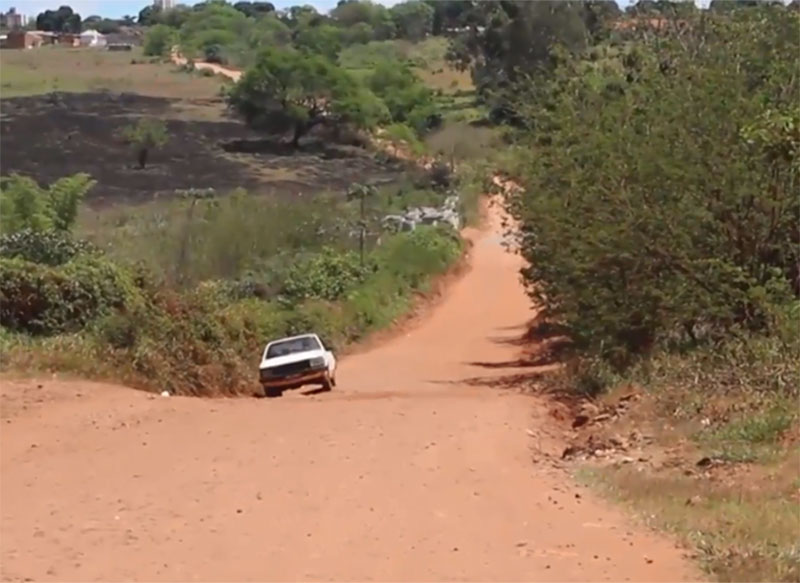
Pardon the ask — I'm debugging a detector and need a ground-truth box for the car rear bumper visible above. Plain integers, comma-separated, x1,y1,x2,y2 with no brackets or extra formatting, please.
260,369,327,389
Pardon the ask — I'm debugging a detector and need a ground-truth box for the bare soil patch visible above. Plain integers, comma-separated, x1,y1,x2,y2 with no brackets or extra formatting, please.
0,206,699,582
0,92,406,207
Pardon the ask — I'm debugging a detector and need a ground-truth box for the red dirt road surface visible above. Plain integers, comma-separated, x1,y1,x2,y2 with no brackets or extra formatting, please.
0,206,701,582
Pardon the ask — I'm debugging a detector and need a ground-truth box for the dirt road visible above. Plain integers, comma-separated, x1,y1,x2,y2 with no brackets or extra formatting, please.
0,207,700,582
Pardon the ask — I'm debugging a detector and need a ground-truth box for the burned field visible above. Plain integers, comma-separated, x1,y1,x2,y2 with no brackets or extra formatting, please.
0,92,406,207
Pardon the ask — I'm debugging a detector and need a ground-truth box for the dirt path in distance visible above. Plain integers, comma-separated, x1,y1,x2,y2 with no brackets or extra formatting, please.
0,204,701,582
171,50,242,81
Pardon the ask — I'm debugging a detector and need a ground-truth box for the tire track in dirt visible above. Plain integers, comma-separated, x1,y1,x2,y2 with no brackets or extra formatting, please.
0,204,701,582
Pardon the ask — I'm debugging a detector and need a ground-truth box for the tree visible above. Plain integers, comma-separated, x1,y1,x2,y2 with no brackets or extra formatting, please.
247,14,292,50
506,8,800,366
343,22,374,44
233,1,275,17
332,1,395,39
137,4,160,25
293,24,343,59
0,174,95,234
228,48,389,147
286,4,320,25
143,24,176,57
35,5,82,33
708,0,776,11
121,119,169,169
446,1,589,118
367,60,439,133
160,5,191,28
390,1,434,41
426,0,474,35
178,1,249,61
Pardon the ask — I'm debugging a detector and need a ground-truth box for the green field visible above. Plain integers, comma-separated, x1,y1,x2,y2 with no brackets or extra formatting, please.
0,46,225,99
339,37,473,94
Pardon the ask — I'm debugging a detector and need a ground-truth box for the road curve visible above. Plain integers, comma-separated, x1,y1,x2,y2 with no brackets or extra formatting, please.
0,206,700,582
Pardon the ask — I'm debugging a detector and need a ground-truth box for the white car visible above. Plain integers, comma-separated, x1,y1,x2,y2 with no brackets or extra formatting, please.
258,333,337,397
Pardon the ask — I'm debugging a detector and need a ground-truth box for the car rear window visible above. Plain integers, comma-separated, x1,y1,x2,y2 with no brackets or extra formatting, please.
266,336,321,358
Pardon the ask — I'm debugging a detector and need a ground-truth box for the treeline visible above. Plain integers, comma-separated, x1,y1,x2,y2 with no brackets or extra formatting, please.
142,2,448,148
478,1,799,393
33,5,135,34
142,0,460,65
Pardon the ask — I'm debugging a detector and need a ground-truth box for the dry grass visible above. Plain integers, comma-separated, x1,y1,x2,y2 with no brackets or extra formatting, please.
0,46,224,99
417,65,473,93
582,455,800,582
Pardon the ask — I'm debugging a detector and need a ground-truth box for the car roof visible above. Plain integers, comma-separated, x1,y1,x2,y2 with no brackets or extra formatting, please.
266,333,318,347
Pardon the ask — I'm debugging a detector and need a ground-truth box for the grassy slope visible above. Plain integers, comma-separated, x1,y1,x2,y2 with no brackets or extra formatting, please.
0,39,477,396
0,46,225,99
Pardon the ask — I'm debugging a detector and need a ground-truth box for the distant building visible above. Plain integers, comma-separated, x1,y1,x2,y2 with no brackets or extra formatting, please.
154,0,176,10
1,30,55,49
79,29,107,47
1,7,28,29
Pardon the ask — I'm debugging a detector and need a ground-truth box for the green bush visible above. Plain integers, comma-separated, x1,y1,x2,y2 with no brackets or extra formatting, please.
0,173,96,234
0,256,140,335
0,229,97,266
281,248,372,302
374,225,462,289
143,24,176,57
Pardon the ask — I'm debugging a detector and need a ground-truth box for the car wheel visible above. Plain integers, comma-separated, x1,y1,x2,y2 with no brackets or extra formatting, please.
264,386,283,398
322,373,333,391
330,372,337,387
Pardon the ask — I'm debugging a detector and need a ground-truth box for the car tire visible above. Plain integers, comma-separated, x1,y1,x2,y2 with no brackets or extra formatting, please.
264,386,283,398
322,373,333,392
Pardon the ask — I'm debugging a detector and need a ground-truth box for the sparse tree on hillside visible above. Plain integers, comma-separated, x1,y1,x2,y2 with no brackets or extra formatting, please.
228,48,388,147
121,119,169,169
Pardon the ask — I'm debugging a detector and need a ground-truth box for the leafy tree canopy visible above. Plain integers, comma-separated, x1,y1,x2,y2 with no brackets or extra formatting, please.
367,59,439,133
389,1,434,41
232,1,276,18
35,5,81,33
227,48,388,146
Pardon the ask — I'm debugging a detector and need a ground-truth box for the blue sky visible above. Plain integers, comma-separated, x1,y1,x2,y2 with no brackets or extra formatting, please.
1,0,654,20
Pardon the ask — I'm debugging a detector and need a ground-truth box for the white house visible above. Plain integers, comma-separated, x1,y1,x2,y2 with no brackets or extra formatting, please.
79,29,107,48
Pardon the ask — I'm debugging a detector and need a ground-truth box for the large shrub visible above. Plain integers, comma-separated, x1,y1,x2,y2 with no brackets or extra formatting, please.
281,248,372,301
0,256,140,335
0,229,97,266
0,173,96,234
507,8,800,368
